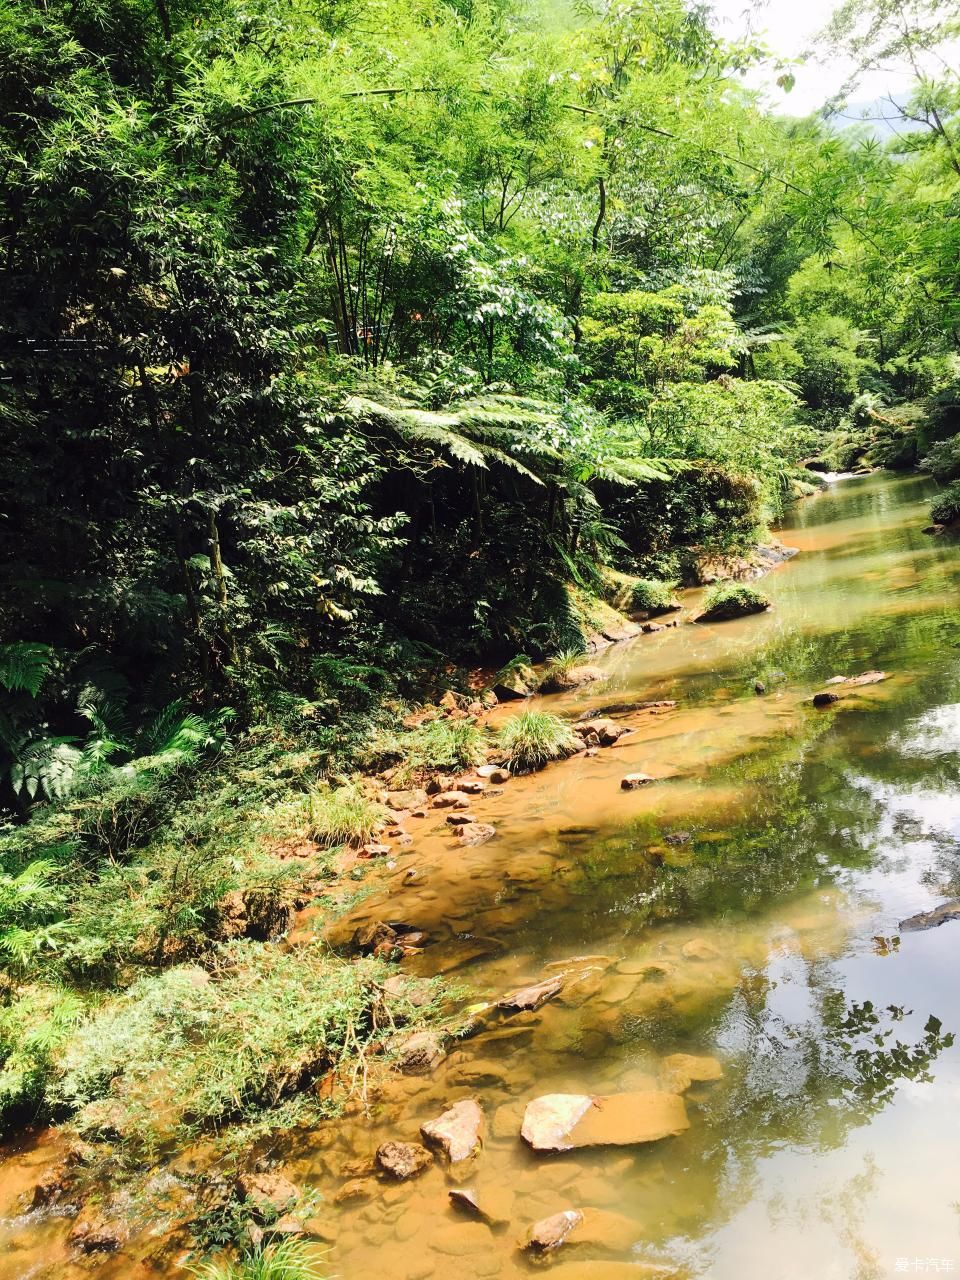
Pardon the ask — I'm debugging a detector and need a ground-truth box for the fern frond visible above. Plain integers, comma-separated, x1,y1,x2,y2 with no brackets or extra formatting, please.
0,644,53,697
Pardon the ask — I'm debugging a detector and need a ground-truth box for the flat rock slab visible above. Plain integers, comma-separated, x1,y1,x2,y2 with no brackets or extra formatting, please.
900,899,960,932
420,1098,484,1163
497,975,564,1013
521,1091,688,1152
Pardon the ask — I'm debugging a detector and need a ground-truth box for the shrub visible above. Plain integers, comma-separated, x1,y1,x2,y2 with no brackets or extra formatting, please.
307,783,388,847
191,1239,328,1280
629,579,679,615
930,481,960,525
498,711,578,773
696,581,770,623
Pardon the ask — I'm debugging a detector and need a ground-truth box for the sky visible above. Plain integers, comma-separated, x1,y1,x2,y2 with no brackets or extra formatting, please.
708,0,919,118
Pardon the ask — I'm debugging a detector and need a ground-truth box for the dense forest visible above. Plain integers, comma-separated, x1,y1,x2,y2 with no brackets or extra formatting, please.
2,0,960,1271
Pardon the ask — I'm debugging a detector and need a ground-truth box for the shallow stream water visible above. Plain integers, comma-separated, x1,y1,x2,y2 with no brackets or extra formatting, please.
5,471,960,1280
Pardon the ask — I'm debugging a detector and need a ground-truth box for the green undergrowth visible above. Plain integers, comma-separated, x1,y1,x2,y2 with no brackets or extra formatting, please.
306,783,389,847
0,716,449,1145
364,715,489,783
50,942,438,1153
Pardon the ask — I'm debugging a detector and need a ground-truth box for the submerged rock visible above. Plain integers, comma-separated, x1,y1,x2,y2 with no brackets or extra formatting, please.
899,899,960,932
681,937,719,962
497,975,564,1012
520,1091,688,1152
394,1030,446,1074
68,1211,129,1254
236,1171,300,1219
375,1141,433,1180
659,1053,723,1094
457,822,496,846
420,1099,484,1163
449,1186,512,1226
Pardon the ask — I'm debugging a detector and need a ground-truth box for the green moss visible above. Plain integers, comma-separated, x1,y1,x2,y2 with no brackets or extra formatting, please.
696,581,770,622
498,710,578,773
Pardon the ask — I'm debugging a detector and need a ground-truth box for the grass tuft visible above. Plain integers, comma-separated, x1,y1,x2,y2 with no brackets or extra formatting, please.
191,1239,328,1280
498,710,578,774
307,783,388,847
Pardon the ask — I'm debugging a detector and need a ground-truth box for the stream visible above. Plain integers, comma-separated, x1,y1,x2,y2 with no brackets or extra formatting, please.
5,470,960,1279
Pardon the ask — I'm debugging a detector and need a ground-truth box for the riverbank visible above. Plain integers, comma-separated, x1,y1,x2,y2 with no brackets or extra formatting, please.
5,472,960,1279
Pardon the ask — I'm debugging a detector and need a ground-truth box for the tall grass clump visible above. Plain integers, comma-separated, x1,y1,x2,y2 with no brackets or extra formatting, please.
192,1239,327,1280
695,581,770,622
307,783,387,847
629,578,679,615
499,711,578,774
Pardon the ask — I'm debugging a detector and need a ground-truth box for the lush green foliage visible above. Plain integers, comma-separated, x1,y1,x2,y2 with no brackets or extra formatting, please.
2,0,960,1248
498,710,578,773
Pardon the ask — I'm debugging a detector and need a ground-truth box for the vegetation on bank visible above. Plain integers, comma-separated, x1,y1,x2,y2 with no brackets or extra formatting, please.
2,0,960,1262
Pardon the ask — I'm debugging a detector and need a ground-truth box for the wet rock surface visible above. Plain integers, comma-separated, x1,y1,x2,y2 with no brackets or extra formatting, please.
420,1099,484,1163
899,899,960,932
236,1171,300,1218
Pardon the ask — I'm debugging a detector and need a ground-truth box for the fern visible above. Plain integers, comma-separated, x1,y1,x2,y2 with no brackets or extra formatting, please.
0,644,53,697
